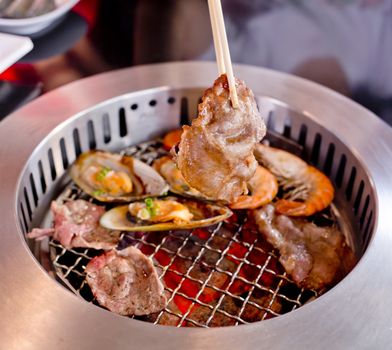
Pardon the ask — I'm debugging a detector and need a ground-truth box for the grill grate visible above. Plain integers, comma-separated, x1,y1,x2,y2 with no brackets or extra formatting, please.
46,137,343,328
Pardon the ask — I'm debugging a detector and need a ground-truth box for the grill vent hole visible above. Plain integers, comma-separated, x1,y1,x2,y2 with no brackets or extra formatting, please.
267,111,275,130
130,103,138,110
87,120,97,149
360,195,370,229
48,149,57,181
168,97,176,104
20,203,28,233
149,100,157,107
354,180,365,215
298,124,308,159
345,166,357,201
102,114,111,144
283,125,291,138
23,187,32,221
335,154,347,188
283,118,291,139
363,210,373,248
298,124,308,147
310,133,322,165
38,160,46,194
73,128,82,157
180,97,189,125
323,143,335,176
59,138,69,169
118,109,127,137
19,218,25,235
29,173,38,207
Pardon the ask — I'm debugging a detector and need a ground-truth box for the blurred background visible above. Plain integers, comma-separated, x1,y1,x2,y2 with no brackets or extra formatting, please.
1,0,392,125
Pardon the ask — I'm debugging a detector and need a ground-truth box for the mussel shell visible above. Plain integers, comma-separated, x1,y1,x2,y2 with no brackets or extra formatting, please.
70,150,169,202
153,156,209,200
100,197,232,232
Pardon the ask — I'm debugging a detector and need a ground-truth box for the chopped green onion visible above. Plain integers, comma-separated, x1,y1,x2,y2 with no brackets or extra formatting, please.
139,208,150,220
92,190,105,197
145,197,156,217
96,166,111,181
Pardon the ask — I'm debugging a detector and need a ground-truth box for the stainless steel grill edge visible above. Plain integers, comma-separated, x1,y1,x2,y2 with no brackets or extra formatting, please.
1,62,391,349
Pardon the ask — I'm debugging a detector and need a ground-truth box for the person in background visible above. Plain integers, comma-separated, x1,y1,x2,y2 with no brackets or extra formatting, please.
27,0,392,124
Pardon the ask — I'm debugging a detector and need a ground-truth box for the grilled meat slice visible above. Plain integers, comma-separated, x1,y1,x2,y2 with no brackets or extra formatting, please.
85,246,167,316
27,199,121,250
253,204,356,290
175,74,266,202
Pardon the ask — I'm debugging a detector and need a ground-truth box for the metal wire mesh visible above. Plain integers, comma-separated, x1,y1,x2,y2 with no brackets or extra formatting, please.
49,138,324,328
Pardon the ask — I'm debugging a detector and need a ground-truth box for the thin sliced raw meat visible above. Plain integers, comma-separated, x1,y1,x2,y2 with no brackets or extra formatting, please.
253,204,356,290
85,246,167,316
27,199,121,250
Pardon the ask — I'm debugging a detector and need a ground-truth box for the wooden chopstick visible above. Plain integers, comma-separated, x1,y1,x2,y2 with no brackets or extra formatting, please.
208,0,225,75
208,0,239,108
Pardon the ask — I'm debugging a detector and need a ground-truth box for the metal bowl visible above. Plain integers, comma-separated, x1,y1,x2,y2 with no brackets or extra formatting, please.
0,0,79,35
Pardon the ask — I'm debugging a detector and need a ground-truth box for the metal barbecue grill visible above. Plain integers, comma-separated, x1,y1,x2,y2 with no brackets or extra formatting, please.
1,62,391,349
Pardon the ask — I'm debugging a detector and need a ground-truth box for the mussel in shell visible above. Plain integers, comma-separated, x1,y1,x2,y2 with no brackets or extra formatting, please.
100,196,232,232
70,150,169,202
153,156,208,199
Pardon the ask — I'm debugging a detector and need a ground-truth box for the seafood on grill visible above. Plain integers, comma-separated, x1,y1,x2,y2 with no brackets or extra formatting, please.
174,74,266,203
100,196,232,232
253,204,356,290
27,199,121,250
254,144,334,216
85,246,167,316
154,155,278,209
153,156,206,199
230,165,278,210
70,150,168,203
162,129,183,151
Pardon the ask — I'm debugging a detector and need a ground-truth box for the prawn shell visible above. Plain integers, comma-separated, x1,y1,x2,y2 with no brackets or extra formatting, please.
274,166,334,216
100,197,232,232
162,129,183,151
70,150,169,203
230,166,278,210
254,144,335,216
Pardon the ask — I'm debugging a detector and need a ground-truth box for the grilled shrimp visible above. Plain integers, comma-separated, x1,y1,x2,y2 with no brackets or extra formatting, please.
163,129,182,151
254,144,334,216
230,166,278,210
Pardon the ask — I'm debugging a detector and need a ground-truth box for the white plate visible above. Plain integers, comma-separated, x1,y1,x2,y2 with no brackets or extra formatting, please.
0,0,79,35
0,32,33,73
